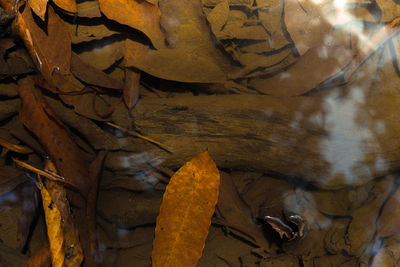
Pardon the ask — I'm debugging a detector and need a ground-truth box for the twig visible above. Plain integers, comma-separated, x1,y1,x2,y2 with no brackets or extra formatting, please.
106,121,172,153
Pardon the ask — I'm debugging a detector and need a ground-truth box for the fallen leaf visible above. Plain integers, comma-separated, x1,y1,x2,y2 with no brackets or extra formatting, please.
284,0,333,55
152,151,220,267
18,77,90,198
24,242,51,267
63,21,120,44
125,40,227,82
27,0,47,21
76,38,124,71
40,178,66,267
249,45,354,96
376,0,400,22
0,136,33,154
0,165,28,196
71,52,123,90
214,172,269,248
123,67,140,109
44,160,83,267
53,0,77,14
15,5,72,87
344,19,400,82
98,0,165,49
76,0,101,17
204,0,229,34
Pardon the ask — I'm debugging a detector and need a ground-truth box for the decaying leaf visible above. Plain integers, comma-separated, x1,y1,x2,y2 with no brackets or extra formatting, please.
76,38,124,71
71,52,123,90
63,21,120,44
249,45,354,96
375,0,400,22
152,151,220,267
214,172,269,248
98,0,165,49
53,0,77,14
15,5,72,87
125,40,227,82
0,136,33,154
44,160,83,267
40,179,65,267
27,0,47,21
76,0,101,17
344,18,400,82
284,0,334,56
123,67,141,109
24,242,51,267
18,77,90,198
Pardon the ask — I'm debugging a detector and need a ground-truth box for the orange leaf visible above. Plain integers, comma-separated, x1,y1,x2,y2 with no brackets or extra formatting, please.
40,179,66,267
27,0,47,21
98,0,165,49
53,0,77,14
152,151,220,267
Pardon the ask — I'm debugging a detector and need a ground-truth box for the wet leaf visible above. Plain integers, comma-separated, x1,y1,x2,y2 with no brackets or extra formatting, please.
152,151,220,267
249,45,354,96
0,137,33,153
257,0,287,50
76,0,101,17
123,67,140,109
53,0,77,14
40,179,66,267
204,0,229,34
98,0,165,49
125,40,227,82
71,52,123,90
76,38,124,71
375,0,400,22
44,96,121,150
63,21,120,44
18,77,90,197
27,0,47,21
15,5,71,88
24,242,51,267
284,0,333,56
215,172,268,248
0,165,28,195
44,160,83,267
344,19,400,82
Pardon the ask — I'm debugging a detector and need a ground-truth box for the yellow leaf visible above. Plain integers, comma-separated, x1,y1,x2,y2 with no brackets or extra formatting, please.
40,180,65,267
152,151,220,267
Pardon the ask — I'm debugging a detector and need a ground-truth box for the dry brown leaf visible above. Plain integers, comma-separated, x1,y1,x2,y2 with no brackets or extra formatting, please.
152,151,220,267
123,67,140,109
27,0,47,21
53,0,77,14
98,0,165,49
